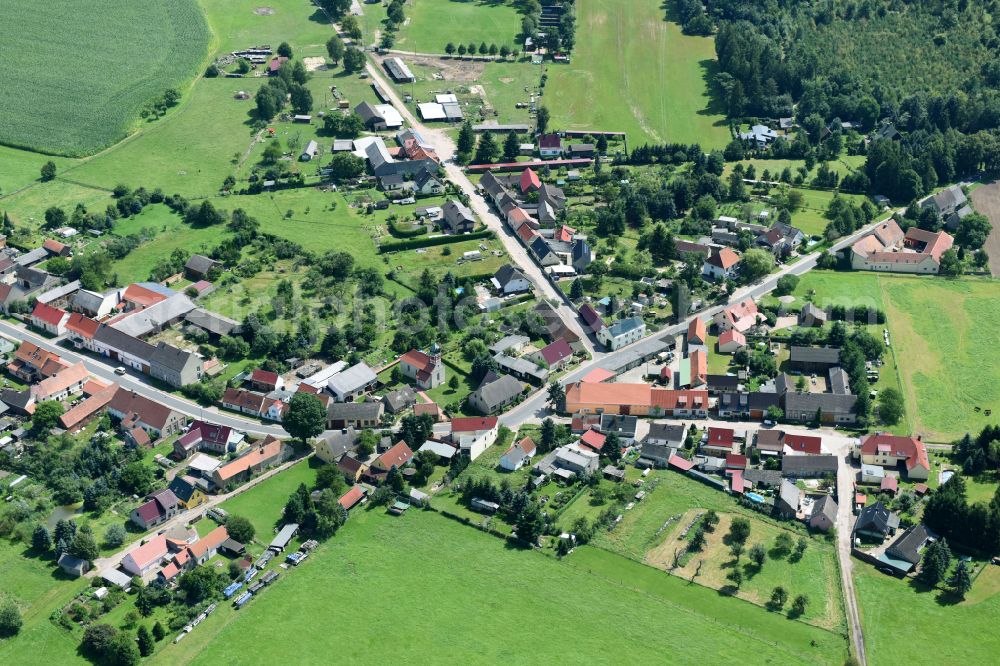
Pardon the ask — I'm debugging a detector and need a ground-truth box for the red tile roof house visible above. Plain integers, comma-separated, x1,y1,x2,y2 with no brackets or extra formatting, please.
59,381,118,430
221,387,268,418
366,441,414,483
529,338,574,371
399,348,446,389
30,301,70,335
449,416,499,460
43,238,71,257
107,388,186,441
702,427,738,457
499,436,537,471
173,420,237,459
703,247,741,280
520,167,541,193
30,362,89,402
578,303,607,334
717,329,746,354
687,317,707,347
211,436,283,489
248,369,283,393
782,433,823,455
713,298,761,334
538,133,563,158
7,341,66,382
859,433,931,480
121,534,169,577
578,428,607,454
187,525,230,565
689,349,707,388
130,489,180,530
413,401,446,422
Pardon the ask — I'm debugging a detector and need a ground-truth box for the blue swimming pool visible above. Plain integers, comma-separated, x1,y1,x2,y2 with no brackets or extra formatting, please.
746,492,766,503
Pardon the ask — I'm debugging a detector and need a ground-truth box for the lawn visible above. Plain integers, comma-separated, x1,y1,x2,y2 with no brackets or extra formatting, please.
0,146,81,197
545,0,730,149
646,510,844,631
0,180,115,239
152,509,845,664
199,0,336,57
855,562,1000,665
216,459,317,539
0,0,210,156
395,0,521,53
106,205,230,284
880,276,1000,442
69,77,265,199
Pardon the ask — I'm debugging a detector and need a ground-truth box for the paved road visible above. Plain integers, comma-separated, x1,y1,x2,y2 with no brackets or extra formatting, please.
90,455,308,577
364,60,599,357
500,217,893,428
0,320,287,437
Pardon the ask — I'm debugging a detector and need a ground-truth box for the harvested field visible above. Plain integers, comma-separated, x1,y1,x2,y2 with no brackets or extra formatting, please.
970,179,1000,276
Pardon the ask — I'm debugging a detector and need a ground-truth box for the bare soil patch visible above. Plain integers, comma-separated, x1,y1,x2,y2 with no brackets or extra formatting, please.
303,56,327,72
382,52,485,82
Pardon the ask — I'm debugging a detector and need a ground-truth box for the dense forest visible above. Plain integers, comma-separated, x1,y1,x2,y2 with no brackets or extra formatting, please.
677,0,1000,200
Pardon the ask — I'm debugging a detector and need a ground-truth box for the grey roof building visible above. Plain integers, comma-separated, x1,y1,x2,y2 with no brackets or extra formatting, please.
788,346,841,369
854,501,900,539
149,343,203,388
184,308,241,337
441,200,475,234
781,454,839,478
468,374,525,415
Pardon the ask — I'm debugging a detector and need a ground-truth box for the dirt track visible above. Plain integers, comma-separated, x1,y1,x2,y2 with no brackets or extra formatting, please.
970,180,1000,276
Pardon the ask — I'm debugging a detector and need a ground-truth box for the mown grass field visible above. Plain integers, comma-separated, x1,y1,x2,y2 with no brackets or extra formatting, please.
545,0,730,148
216,459,317,540
154,509,845,664
395,0,521,53
856,563,1000,666
0,0,210,156
880,276,1000,442
199,0,335,56
0,146,81,197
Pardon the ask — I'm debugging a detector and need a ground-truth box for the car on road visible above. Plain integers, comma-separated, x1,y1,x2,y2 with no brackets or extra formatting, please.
114,366,126,375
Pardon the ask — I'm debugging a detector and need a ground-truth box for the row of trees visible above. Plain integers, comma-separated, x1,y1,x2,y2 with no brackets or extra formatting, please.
444,42,514,59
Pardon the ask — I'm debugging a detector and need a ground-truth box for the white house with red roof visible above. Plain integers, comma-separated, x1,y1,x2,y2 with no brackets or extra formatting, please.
450,416,499,460
520,167,541,193
858,433,930,480
577,428,607,454
701,427,739,456
249,369,283,392
538,134,563,158
30,301,69,335
499,436,537,471
713,298,761,333
399,348,445,389
850,219,953,274
121,534,169,577
703,247,741,280
717,329,746,353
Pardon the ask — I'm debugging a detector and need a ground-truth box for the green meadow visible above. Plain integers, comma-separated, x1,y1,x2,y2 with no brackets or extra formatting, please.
395,0,521,53
545,0,730,148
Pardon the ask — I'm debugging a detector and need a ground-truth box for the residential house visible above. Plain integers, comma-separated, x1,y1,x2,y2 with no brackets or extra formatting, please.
499,436,536,471
338,455,368,483
702,427,738,457
717,329,746,354
538,133,562,158
168,475,208,509
30,301,69,335
529,338,573,371
781,454,838,479
413,401,445,422
809,495,838,532
919,184,973,230
883,524,936,573
441,200,475,234
688,317,707,347
600,414,638,443
799,303,827,327
72,288,121,318
211,437,283,488
739,124,780,148
327,401,383,429
858,433,930,480
130,489,180,530
491,264,531,295
174,420,241,458
703,247,741,281
598,316,645,350
450,416,500,460
108,388,186,440
776,480,801,517
849,218,953,274
221,388,268,419
30,362,88,402
468,374,525,415
189,526,230,565
92,324,156,372
149,342,203,388
564,382,708,418
249,369,283,393
399,349,445,389
369,441,414,478
314,428,359,464
577,429,607,454
327,362,378,402
713,299,761,334
383,386,417,414
7,341,64,382
571,239,593,273
853,501,900,540
579,303,606,335
788,346,841,371
122,535,169,577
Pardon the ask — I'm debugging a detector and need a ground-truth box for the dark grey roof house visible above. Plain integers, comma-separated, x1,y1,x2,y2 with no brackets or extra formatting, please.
781,454,839,478
441,200,475,234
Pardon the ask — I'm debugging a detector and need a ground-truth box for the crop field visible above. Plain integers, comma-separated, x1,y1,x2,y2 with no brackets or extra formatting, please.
0,0,209,156
395,0,521,54
545,0,730,149
856,563,1000,666
880,276,1000,442
646,511,844,630
152,509,845,664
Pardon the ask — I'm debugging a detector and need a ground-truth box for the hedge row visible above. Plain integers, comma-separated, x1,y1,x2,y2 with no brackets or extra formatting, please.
387,218,429,239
